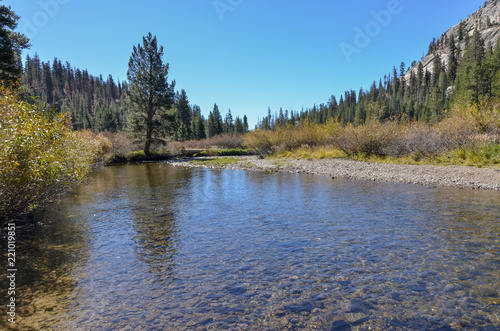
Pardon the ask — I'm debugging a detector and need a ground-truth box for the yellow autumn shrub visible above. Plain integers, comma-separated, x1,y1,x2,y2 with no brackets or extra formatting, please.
0,87,110,222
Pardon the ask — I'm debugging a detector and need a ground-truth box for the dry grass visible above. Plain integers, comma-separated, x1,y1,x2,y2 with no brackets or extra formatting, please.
244,99,500,167
101,131,138,156
182,134,244,149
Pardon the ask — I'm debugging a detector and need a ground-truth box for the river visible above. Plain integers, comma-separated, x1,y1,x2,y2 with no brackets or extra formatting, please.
1,163,499,330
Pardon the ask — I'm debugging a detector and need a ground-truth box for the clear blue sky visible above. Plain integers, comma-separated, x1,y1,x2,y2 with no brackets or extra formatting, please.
6,0,485,128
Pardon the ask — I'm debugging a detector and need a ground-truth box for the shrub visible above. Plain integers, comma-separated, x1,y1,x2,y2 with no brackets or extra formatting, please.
401,122,442,159
447,98,500,135
335,120,398,156
244,120,343,157
438,116,479,150
0,88,108,223
243,129,274,157
183,133,244,150
102,131,137,157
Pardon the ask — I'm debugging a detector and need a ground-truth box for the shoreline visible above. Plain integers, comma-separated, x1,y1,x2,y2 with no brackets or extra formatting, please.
167,156,500,191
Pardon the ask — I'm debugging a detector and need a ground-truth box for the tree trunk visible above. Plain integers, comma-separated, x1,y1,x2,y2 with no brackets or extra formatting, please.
144,136,151,157
144,108,153,158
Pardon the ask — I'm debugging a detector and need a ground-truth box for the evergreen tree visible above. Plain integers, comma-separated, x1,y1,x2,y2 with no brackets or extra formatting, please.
243,115,249,132
431,53,443,88
399,62,406,78
177,122,189,142
196,114,206,139
190,104,206,140
234,116,245,135
125,33,175,156
207,103,223,138
458,21,465,41
95,103,118,132
0,4,30,84
224,108,234,134
456,29,487,102
487,41,500,97
176,89,191,139
447,35,458,82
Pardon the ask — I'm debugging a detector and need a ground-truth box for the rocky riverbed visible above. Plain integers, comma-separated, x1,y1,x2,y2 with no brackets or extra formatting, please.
168,156,500,191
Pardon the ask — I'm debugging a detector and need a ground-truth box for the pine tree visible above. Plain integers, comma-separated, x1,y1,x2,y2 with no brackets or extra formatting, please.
0,4,30,84
176,89,191,139
207,103,223,138
431,53,443,88
447,35,458,82
95,103,118,132
177,122,189,142
125,33,176,156
224,109,234,134
196,115,206,139
234,116,244,135
243,115,249,132
458,21,465,41
456,29,487,102
487,41,500,97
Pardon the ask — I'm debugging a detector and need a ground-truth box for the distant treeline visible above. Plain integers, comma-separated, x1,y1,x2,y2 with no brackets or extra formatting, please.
257,28,500,129
20,54,249,141
22,54,127,132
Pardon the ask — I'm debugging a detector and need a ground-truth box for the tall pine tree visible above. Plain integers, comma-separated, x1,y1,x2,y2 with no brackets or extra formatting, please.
126,33,175,156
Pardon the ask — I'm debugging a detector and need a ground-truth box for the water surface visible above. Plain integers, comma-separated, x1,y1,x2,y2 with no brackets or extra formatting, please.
1,163,499,330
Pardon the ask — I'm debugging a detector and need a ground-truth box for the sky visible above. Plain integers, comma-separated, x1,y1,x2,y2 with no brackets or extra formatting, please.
6,0,486,128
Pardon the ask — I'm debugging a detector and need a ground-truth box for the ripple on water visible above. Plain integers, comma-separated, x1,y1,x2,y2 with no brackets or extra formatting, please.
2,164,499,330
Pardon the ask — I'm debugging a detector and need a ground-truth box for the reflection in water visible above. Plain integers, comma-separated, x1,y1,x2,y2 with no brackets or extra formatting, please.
1,164,499,330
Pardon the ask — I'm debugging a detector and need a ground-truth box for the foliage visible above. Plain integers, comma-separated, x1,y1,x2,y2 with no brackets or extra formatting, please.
274,147,347,160
126,33,176,156
0,87,110,223
245,120,342,157
446,97,500,135
175,89,191,138
193,149,249,157
22,55,126,132
182,133,245,149
189,157,240,166
0,4,30,84
253,27,500,130
100,131,138,157
207,103,223,138
20,56,250,142
176,122,190,142
244,105,500,166
335,120,399,156
243,129,274,157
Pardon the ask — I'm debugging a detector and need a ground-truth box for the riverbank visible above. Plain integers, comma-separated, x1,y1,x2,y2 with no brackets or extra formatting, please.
168,156,500,191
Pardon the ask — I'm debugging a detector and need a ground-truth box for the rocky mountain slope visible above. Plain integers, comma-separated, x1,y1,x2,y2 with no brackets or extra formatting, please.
406,0,500,78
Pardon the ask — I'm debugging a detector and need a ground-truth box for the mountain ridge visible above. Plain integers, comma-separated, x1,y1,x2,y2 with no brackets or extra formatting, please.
406,0,500,79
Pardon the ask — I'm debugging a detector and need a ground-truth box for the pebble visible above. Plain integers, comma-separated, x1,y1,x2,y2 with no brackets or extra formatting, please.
168,157,500,191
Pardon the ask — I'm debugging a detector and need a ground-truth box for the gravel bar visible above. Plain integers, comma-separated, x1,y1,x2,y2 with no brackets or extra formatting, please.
167,156,500,191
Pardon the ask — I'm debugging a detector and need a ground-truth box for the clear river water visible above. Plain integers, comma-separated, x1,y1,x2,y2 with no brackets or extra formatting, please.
1,163,500,330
